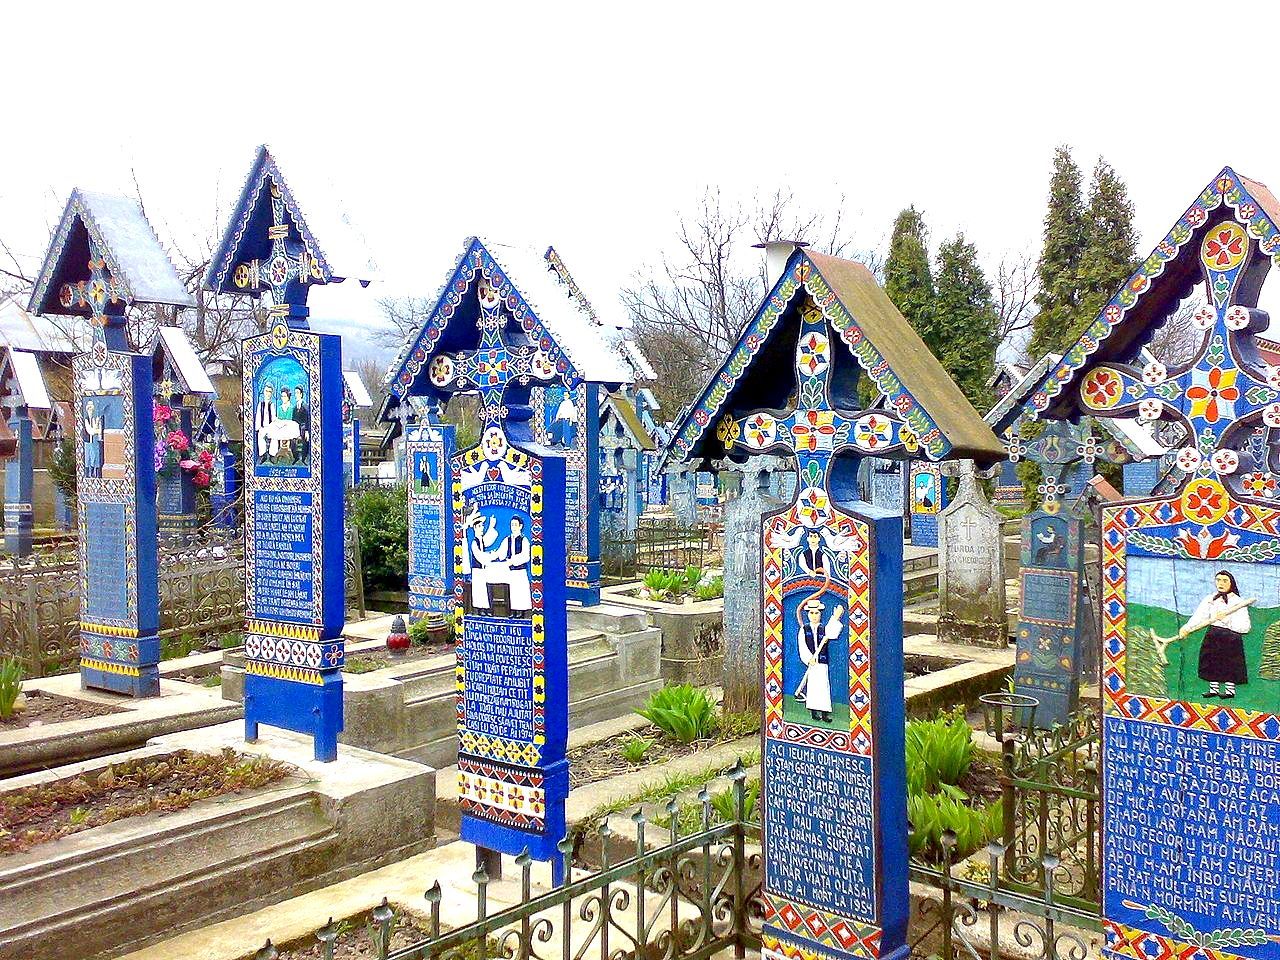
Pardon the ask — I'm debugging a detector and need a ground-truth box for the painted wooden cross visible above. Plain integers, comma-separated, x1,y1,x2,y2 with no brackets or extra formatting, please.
230,183,322,326
717,302,917,493
58,241,128,351
1078,218,1280,501
425,278,560,435
1005,419,1098,512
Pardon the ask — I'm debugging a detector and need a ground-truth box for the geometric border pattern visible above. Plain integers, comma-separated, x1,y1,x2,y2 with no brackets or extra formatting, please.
452,441,548,769
241,325,329,628
1101,491,1280,741
762,906,883,960
762,507,874,756
458,756,546,830
1103,919,1246,960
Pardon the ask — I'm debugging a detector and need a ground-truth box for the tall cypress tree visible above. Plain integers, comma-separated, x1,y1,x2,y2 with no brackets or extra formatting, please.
1078,159,1138,330
933,233,998,408
884,207,939,354
1029,146,1087,359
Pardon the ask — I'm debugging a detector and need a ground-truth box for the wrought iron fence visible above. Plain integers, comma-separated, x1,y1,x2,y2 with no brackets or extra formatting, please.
244,766,1100,960
0,525,245,676
982,697,1102,912
601,521,710,580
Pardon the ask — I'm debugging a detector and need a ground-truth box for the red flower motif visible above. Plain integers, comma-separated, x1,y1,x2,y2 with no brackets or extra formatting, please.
1176,527,1239,559
165,429,190,453
1186,367,1239,424
1205,228,1245,267
1184,483,1224,521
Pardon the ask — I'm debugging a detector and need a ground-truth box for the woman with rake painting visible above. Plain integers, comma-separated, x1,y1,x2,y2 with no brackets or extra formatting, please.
1181,571,1253,700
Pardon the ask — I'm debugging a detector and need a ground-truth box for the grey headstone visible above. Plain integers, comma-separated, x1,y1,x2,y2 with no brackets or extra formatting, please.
719,457,784,713
937,461,1008,647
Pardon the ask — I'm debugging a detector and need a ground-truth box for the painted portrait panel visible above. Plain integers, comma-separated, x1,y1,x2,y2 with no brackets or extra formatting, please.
1125,555,1280,713
251,354,312,477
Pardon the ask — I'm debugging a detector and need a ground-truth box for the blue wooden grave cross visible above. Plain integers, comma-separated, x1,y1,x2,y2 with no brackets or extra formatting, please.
1005,419,1099,513
1077,219,1280,500
59,244,129,351
718,302,916,493
425,278,561,436
230,183,322,327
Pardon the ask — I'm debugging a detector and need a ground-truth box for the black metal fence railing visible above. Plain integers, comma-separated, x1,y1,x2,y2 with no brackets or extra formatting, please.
601,521,710,581
243,763,1101,960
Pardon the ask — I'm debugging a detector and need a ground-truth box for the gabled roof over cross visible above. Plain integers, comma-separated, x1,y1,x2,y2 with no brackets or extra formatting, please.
1029,166,1280,417
28,190,194,317
379,237,632,426
601,391,656,452
1025,166,1280,498
205,145,377,300
0,348,52,412
151,327,216,397
664,247,1003,471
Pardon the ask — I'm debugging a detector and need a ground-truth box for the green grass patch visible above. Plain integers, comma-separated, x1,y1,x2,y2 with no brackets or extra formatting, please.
1128,601,1280,712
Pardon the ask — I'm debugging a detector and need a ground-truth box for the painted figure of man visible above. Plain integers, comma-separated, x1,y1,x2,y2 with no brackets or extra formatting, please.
499,515,532,615
466,511,499,612
1182,571,1253,700
293,385,311,464
255,383,277,461
796,596,842,722
799,530,826,576
551,390,577,447
82,399,103,478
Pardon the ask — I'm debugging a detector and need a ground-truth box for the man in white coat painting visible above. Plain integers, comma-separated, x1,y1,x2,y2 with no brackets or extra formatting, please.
255,383,277,462
796,596,843,723
499,515,533,616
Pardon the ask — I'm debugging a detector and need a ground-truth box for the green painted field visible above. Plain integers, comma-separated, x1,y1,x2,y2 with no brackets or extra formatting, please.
782,695,852,730
1126,601,1280,713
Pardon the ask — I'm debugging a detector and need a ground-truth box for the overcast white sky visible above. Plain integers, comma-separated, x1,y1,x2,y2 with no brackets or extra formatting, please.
3,2,1279,362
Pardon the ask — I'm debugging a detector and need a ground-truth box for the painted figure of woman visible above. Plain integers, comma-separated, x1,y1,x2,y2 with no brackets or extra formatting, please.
1183,571,1252,699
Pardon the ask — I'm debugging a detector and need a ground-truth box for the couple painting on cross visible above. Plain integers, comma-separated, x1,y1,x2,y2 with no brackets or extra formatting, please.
464,509,533,617
254,381,311,467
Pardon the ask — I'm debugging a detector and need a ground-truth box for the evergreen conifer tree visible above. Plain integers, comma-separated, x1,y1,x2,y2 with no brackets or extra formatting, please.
1029,146,1087,359
884,207,939,353
1078,158,1138,330
933,233,998,408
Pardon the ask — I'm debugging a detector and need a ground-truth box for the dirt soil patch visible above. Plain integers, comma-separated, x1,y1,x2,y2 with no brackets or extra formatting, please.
0,747,294,856
957,753,1003,805
567,722,758,789
273,909,436,959
0,691,124,730
343,643,452,674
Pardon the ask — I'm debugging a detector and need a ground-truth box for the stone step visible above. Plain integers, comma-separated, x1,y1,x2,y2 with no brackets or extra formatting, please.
2,792,335,952
902,547,938,575
903,567,939,602
567,602,650,635
0,724,436,960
